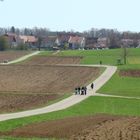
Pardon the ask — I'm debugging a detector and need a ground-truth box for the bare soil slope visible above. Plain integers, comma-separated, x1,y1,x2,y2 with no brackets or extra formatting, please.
0,65,99,94
119,69,140,77
3,114,140,140
21,56,83,65
0,94,59,113
0,65,99,112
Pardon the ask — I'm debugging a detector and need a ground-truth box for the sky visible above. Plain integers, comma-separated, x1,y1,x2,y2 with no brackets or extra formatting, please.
0,0,140,32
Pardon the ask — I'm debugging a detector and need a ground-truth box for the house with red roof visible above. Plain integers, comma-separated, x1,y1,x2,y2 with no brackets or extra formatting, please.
68,36,85,49
18,35,38,48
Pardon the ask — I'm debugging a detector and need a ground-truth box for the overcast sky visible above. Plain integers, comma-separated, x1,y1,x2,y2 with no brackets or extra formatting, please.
0,0,140,32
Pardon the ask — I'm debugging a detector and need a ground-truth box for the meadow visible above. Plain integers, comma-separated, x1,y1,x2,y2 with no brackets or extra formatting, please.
0,96,140,132
40,48,140,65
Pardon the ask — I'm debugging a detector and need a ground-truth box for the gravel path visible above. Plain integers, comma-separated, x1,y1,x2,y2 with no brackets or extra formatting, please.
0,64,117,121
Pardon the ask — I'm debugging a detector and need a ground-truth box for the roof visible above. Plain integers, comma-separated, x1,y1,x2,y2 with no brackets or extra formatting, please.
19,35,38,43
42,36,57,43
69,36,85,44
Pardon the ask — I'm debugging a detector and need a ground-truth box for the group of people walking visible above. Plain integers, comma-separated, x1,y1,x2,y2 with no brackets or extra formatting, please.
74,83,94,95
75,86,87,95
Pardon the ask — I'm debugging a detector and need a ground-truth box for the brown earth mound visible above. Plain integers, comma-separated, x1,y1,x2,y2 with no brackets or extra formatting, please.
3,115,140,140
3,114,140,140
119,69,140,77
21,56,83,65
0,65,99,94
0,94,59,113
0,51,30,63
71,116,140,140
0,65,99,113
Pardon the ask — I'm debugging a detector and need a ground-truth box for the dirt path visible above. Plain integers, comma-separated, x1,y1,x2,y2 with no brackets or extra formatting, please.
0,65,117,121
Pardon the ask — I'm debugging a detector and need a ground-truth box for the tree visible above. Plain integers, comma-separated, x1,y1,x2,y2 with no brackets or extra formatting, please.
0,36,8,51
37,37,43,51
17,43,28,50
121,45,128,65
10,26,15,34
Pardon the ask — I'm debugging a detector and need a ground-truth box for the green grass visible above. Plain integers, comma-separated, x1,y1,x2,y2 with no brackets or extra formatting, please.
38,51,53,56
48,48,140,65
98,71,140,97
56,49,122,65
0,96,140,132
29,48,140,66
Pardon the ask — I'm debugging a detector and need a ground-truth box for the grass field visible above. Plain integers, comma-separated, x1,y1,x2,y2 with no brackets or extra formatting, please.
98,71,140,97
39,48,140,65
0,96,140,132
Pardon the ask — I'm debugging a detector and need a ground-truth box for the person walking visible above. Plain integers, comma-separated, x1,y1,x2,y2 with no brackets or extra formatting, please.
75,87,78,95
91,83,94,89
84,86,87,95
81,87,84,95
78,86,81,95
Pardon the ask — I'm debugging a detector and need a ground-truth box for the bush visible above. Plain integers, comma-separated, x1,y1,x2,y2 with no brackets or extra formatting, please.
17,43,28,50
0,36,8,51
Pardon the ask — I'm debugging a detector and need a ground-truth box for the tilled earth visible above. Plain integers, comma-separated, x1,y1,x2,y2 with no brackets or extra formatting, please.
21,56,83,65
0,94,60,113
0,65,100,113
119,69,140,77
0,51,31,63
2,114,140,140
0,65,99,94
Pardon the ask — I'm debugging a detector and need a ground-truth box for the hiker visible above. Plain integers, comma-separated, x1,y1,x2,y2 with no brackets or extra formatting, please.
75,87,78,95
81,87,85,95
78,86,81,95
91,83,94,89
84,86,87,95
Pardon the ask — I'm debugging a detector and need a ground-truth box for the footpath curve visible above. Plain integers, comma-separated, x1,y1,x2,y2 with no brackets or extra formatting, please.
0,63,117,121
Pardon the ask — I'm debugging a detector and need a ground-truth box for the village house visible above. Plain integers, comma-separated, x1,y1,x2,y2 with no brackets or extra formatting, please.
56,33,76,49
97,37,110,49
121,39,134,47
3,33,18,48
41,36,57,49
85,37,98,49
2,33,38,49
18,35,38,48
68,36,85,49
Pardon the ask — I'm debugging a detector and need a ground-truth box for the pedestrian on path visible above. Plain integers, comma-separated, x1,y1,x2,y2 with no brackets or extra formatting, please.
91,83,94,89
81,87,85,95
78,86,81,95
75,87,78,95
84,86,87,95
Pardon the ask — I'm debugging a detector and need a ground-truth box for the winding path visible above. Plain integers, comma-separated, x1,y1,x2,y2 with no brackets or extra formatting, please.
0,62,117,121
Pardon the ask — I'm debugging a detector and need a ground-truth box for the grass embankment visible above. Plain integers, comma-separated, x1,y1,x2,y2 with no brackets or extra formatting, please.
98,64,140,97
0,96,140,132
98,71,140,97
